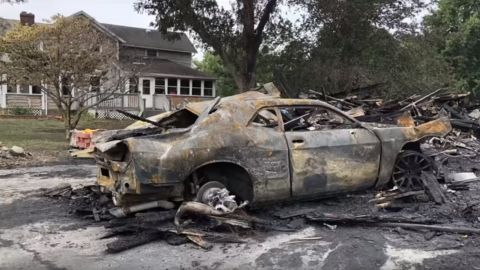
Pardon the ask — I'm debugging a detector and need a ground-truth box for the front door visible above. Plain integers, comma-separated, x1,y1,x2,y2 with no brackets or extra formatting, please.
140,78,154,108
280,105,381,198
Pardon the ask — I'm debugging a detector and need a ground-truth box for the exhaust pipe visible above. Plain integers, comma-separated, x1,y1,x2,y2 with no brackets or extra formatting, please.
109,200,175,218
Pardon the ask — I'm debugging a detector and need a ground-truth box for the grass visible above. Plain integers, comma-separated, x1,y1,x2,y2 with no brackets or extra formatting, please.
0,117,133,155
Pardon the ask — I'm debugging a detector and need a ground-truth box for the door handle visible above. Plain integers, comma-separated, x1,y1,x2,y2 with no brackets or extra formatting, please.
292,139,304,144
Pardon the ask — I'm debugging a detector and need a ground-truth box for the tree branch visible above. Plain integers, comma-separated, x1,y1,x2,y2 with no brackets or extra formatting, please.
255,0,278,48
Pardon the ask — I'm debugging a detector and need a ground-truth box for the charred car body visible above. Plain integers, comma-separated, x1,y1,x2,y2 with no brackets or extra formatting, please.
94,84,451,206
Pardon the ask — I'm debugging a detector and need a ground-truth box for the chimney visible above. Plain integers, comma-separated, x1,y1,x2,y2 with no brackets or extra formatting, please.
20,11,35,26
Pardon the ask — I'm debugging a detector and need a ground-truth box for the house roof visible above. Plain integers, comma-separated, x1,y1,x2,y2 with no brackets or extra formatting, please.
121,58,216,80
71,11,196,53
101,23,196,53
0,12,197,54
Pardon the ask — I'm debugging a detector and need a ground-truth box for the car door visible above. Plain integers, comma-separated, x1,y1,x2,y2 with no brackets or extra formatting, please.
280,105,381,198
243,107,291,202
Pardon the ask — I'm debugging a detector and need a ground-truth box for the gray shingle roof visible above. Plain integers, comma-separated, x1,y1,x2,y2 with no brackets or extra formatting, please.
101,23,196,53
121,58,215,80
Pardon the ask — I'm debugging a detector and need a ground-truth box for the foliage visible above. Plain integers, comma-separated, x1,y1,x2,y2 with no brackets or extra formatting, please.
135,0,287,92
265,0,454,98
194,52,237,96
0,0,26,3
9,106,33,115
0,15,130,139
425,0,480,94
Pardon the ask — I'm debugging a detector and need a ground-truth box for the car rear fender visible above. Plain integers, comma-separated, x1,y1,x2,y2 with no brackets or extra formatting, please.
373,117,451,188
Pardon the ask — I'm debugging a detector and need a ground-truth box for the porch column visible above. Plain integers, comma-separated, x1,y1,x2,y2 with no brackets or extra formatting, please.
43,83,49,115
150,79,155,109
189,79,193,96
40,91,45,115
212,82,216,97
0,74,6,108
201,80,204,96
124,79,129,107
176,79,180,95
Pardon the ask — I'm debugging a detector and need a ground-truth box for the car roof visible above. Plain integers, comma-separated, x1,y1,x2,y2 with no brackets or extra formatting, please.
128,89,356,129
196,91,355,125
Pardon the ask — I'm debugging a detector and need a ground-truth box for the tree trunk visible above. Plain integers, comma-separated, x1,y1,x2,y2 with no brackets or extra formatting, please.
232,72,255,92
64,112,71,140
225,59,257,93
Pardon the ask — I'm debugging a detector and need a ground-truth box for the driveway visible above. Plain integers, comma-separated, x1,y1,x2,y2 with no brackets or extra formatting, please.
0,164,478,270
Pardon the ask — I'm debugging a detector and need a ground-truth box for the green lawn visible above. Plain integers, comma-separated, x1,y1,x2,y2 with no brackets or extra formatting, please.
0,118,133,154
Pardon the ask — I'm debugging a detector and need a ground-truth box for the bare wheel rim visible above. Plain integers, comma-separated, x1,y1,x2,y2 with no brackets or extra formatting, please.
195,181,226,203
392,151,435,191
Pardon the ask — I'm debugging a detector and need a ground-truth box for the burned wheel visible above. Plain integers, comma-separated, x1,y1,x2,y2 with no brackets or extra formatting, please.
195,181,239,212
196,181,226,203
392,150,435,191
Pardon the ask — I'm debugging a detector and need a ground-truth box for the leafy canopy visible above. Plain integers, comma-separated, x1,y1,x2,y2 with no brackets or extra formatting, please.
425,0,480,93
135,0,285,91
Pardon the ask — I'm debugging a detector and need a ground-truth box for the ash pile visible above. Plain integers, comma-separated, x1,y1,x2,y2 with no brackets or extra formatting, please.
43,174,480,253
43,184,273,253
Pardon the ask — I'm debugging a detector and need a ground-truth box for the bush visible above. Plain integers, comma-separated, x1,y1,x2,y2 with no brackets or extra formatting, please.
10,106,33,115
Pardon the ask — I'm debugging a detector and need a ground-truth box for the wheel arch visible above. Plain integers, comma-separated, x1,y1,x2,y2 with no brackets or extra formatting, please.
400,140,422,152
184,160,255,203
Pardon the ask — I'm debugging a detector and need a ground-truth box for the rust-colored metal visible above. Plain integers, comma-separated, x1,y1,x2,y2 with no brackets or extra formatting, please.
94,83,452,206
396,112,415,127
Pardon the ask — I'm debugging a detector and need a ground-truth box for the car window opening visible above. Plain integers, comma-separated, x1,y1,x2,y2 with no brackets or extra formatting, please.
158,109,198,129
252,108,279,128
280,107,354,132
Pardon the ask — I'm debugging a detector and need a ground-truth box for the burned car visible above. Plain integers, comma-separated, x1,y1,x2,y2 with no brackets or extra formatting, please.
94,85,451,206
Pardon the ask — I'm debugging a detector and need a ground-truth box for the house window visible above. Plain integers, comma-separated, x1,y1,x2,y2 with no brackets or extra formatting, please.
6,84,14,93
32,85,42,94
19,84,29,94
142,79,151,95
90,77,100,92
155,78,165,94
129,77,138,93
180,79,189,95
146,49,157,57
204,81,213,97
192,80,201,96
167,78,178,95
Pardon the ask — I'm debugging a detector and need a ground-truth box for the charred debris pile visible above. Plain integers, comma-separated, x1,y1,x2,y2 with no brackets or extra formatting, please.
43,177,480,253
39,88,480,253
308,88,480,176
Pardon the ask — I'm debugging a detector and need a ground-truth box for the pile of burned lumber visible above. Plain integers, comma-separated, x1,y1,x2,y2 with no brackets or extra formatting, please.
309,88,480,183
309,88,480,131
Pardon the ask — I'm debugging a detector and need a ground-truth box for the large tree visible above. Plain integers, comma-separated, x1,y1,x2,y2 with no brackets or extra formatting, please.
135,0,284,92
425,0,480,94
0,16,130,139
268,0,453,98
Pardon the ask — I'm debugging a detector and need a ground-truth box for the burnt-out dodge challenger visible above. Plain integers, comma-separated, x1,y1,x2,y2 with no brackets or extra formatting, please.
94,84,451,206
